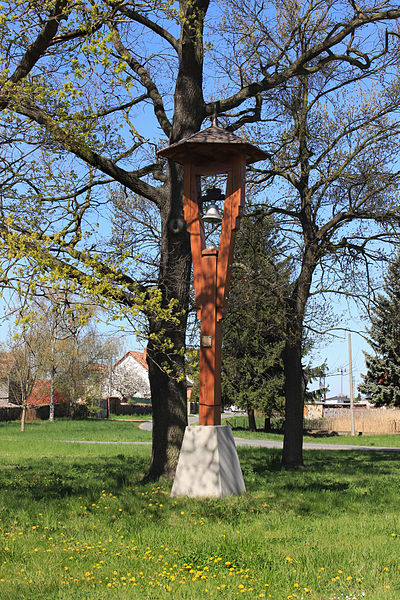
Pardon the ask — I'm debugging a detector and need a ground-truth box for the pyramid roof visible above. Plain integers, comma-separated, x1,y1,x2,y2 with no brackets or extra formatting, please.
158,124,267,166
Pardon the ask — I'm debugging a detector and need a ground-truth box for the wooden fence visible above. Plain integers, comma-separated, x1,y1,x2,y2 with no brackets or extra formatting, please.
308,408,400,434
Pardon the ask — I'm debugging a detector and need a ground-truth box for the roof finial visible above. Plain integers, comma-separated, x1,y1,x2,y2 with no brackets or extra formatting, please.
211,105,218,127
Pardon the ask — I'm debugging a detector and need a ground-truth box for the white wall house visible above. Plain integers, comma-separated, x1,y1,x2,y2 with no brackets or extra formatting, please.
110,350,151,400
108,349,193,402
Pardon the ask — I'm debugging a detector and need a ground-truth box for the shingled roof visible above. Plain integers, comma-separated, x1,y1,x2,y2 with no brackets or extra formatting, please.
115,350,148,371
158,123,267,165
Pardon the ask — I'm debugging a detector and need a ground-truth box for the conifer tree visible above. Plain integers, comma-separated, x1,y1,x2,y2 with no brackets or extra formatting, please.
359,253,400,406
221,213,290,429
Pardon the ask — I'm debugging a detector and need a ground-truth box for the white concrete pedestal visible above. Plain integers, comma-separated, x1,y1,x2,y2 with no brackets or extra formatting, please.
171,425,246,497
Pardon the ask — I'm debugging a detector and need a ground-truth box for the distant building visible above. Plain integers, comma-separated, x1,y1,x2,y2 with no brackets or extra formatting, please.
324,395,371,408
28,380,66,406
109,349,193,402
111,350,151,401
0,354,16,407
304,395,372,419
324,395,351,406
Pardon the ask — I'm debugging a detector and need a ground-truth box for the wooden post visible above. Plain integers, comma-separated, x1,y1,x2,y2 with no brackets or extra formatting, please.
199,247,221,425
182,159,245,425
348,332,355,436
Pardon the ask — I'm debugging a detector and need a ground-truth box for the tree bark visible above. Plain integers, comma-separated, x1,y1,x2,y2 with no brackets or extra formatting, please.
282,334,304,466
49,345,55,422
147,307,190,479
248,406,256,431
146,162,193,478
21,402,26,433
49,373,55,422
282,245,317,467
264,416,271,432
145,0,209,478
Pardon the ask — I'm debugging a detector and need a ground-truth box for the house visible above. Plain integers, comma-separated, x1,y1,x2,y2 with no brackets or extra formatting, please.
0,354,16,407
110,349,193,402
0,374,9,406
28,380,66,406
324,395,351,406
111,350,151,401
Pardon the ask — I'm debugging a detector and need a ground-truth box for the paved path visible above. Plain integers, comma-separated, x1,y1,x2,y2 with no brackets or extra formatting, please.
43,437,400,452
232,438,400,452
42,437,400,452
139,415,198,431
137,416,400,452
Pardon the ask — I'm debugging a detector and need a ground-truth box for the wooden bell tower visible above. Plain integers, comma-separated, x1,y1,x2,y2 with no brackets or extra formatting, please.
159,122,267,426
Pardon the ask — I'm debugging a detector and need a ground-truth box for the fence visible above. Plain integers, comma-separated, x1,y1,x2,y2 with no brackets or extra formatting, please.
307,408,400,434
0,404,85,422
114,402,152,416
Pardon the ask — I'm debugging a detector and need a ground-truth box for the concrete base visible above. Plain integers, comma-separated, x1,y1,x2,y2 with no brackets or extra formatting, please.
171,425,246,497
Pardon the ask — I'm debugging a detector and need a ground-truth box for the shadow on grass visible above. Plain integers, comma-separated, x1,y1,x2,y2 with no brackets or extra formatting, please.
0,454,148,501
239,448,400,511
1,446,399,526
238,446,398,476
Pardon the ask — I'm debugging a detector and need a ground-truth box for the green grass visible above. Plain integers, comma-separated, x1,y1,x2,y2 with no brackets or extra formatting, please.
0,420,399,599
0,418,152,443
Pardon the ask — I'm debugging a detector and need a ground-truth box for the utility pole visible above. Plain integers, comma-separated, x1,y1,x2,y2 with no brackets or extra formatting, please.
348,333,355,436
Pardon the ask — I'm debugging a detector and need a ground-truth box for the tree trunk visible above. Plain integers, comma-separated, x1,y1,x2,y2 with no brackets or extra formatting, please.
248,406,256,431
146,170,192,479
147,326,189,479
264,416,271,432
49,368,55,422
281,246,317,468
282,335,304,466
145,0,209,479
21,402,26,433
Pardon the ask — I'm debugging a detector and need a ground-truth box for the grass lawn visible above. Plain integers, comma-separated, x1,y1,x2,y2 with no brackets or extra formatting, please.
0,418,152,444
0,419,399,599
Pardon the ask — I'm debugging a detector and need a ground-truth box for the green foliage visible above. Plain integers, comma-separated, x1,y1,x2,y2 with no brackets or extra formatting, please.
303,361,328,402
221,213,290,417
359,251,400,406
7,299,121,416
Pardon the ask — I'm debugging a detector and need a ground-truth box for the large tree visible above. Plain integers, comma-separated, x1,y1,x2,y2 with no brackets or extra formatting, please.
359,252,400,406
1,0,400,475
219,1,400,465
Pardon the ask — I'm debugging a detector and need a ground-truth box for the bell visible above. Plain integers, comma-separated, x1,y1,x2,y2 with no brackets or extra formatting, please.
203,203,222,224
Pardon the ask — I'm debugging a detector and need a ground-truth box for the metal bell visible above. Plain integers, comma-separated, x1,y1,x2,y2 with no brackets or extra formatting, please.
203,203,222,224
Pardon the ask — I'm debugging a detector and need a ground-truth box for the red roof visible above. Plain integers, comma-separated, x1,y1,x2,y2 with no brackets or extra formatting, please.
115,350,148,371
28,380,66,405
